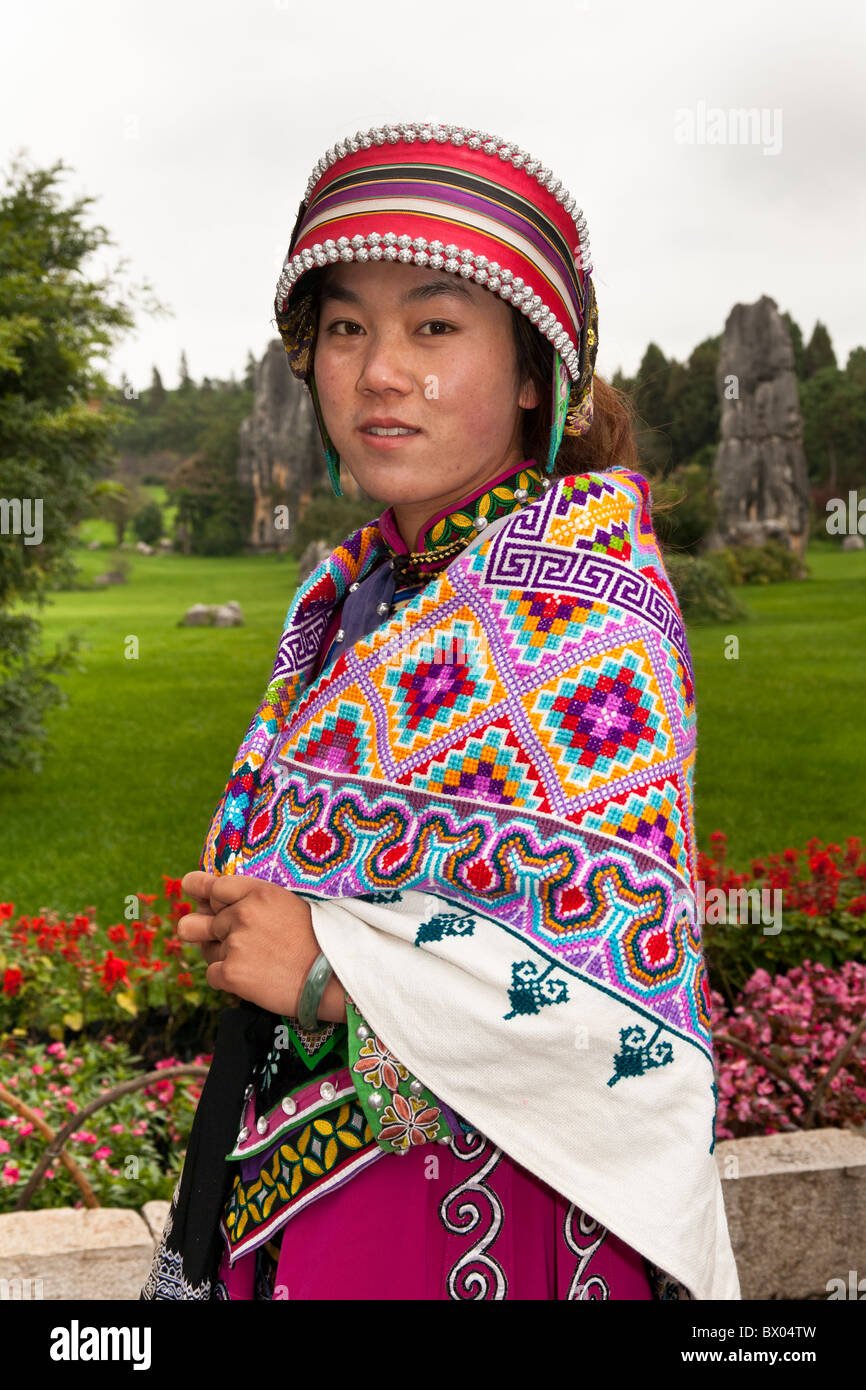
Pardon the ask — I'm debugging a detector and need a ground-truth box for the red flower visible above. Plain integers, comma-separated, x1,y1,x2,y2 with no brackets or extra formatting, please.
162,877,183,899
0,904,15,921
177,972,194,987
98,952,129,992
107,924,129,943
2,967,23,996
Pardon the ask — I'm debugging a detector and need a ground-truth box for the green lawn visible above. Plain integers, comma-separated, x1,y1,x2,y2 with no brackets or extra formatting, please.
1,539,863,923
687,540,866,866
1,545,300,924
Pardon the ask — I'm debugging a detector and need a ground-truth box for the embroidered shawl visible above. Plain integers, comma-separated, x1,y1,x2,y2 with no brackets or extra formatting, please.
201,465,740,1300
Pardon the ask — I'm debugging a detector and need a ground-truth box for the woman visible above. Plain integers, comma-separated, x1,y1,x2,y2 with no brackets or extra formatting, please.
142,120,740,1301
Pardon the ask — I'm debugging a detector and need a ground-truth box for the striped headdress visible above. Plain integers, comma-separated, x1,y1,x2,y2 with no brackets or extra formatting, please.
274,120,599,494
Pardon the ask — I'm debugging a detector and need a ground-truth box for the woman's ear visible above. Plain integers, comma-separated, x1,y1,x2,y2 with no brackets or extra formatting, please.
518,377,540,410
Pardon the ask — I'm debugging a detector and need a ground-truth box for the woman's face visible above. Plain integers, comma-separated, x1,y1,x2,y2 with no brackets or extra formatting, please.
312,260,539,540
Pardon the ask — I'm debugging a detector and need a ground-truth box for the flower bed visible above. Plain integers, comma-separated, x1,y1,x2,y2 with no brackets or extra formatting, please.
699,834,866,1001
0,1035,210,1212
0,877,217,1054
711,960,866,1140
1,842,864,1209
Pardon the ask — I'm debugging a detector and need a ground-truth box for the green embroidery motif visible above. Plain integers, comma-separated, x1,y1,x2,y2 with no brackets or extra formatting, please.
503,959,569,1019
414,911,477,946
607,1021,674,1087
345,995,452,1155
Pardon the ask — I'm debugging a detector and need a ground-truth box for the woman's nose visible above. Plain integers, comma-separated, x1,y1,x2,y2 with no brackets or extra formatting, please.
355,331,414,393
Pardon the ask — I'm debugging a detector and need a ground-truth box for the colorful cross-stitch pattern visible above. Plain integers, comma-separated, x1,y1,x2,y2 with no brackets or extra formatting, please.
201,469,706,1054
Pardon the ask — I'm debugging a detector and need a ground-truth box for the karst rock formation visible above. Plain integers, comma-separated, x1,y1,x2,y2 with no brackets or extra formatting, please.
707,296,811,560
237,340,360,549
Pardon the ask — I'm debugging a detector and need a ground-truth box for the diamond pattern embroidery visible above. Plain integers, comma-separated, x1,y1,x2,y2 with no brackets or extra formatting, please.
293,699,372,775
380,617,500,752
576,777,688,875
408,722,548,812
531,644,670,795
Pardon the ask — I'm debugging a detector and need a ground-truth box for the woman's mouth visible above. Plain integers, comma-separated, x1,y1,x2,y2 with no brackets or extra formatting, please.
359,425,422,447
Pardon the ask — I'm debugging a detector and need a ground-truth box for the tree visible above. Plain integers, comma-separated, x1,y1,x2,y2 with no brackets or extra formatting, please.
783,312,806,380
845,346,866,390
133,500,163,546
0,151,156,770
178,349,192,391
632,343,673,472
803,321,837,378
244,349,257,391
147,365,166,411
665,336,721,464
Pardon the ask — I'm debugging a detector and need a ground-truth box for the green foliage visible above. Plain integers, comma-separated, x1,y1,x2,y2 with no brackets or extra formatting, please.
664,551,747,624
132,500,163,546
803,320,837,377
651,453,717,552
291,485,379,557
0,153,153,771
800,365,866,491
710,539,805,585
167,406,255,555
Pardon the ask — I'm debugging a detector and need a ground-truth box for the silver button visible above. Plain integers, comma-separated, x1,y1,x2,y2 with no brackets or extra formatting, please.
256,1116,268,1135
376,601,389,615
237,1126,249,1143
514,487,528,501
349,581,359,592
319,1081,336,1102
473,515,488,531
335,629,345,642
355,1023,371,1040
368,1090,384,1110
281,1096,297,1116
409,1078,424,1095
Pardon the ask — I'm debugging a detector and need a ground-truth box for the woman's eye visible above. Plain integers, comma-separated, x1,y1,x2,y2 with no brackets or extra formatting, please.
419,320,455,335
325,320,364,335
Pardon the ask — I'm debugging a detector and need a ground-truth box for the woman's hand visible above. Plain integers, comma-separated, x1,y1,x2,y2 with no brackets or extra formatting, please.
177,871,346,1022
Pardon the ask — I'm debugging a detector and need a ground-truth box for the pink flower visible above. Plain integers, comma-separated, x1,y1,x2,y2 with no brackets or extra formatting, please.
31,1064,44,1075
2,1162,20,1185
93,1146,113,1161
45,1168,55,1179
108,1124,124,1135
46,1042,67,1057
0,1139,9,1154
18,1122,34,1137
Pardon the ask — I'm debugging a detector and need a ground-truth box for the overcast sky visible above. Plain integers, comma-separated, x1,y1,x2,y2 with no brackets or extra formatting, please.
3,0,863,392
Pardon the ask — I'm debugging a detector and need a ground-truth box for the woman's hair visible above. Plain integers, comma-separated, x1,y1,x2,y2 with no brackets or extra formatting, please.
298,262,643,478
510,306,643,477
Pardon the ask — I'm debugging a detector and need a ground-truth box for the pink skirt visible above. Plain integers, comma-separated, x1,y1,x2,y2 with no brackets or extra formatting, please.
216,1126,654,1300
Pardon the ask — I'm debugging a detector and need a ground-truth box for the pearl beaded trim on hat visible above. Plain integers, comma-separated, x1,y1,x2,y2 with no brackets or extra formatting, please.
276,121,592,383
277,235,583,379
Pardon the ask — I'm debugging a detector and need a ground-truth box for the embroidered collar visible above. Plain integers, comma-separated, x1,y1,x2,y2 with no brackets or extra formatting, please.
377,458,549,582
